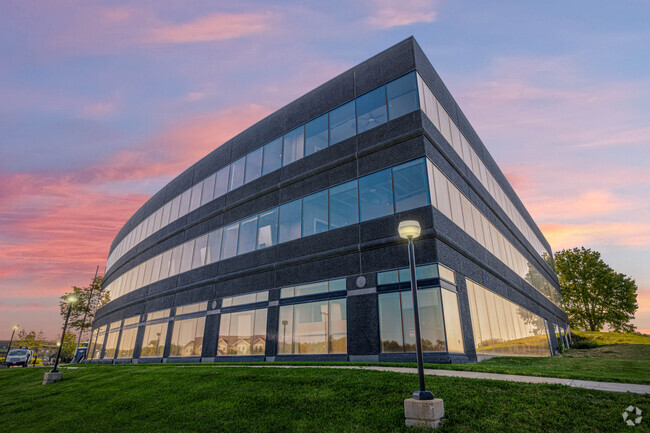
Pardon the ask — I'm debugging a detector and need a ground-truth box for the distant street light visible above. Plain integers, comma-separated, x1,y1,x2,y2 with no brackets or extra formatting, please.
51,293,79,373
398,220,434,401
3,324,19,366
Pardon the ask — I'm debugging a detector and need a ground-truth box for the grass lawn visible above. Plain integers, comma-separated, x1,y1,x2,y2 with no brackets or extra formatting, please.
1,364,649,433
247,332,650,385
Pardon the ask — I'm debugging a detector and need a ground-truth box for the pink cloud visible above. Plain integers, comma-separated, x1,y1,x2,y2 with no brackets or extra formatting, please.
539,222,650,250
365,0,439,29
146,12,274,44
0,104,271,337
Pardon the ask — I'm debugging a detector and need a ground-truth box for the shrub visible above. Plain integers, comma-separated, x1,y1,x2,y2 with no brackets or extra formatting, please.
571,340,599,349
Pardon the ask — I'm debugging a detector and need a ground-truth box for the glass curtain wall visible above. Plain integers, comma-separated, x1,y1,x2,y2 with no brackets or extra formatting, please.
278,299,347,355
378,288,447,353
417,73,552,262
169,317,205,357
91,325,107,359
466,280,551,357
106,72,420,271
103,321,121,359
105,158,430,303
140,309,170,357
217,309,268,356
426,160,561,307
117,316,140,358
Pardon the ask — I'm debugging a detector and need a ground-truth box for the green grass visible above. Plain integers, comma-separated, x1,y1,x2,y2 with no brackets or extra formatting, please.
198,332,649,385
1,364,649,433
572,331,650,346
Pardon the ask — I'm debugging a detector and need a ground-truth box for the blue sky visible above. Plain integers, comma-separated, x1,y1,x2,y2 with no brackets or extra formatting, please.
1,0,649,338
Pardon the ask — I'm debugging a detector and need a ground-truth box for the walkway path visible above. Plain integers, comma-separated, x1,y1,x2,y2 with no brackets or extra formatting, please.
199,364,650,395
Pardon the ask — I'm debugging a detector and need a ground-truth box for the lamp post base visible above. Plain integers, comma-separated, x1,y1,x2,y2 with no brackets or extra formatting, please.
404,397,444,429
412,390,435,400
42,371,62,385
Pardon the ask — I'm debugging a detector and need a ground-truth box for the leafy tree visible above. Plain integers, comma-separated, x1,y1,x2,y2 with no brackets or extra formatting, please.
59,275,109,342
54,331,78,363
555,247,638,332
15,330,47,355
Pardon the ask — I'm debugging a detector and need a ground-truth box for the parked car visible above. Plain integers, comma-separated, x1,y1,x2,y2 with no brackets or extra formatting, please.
5,349,33,367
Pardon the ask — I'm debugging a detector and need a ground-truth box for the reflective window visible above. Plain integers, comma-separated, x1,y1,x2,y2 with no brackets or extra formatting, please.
217,309,267,356
159,204,172,229
262,138,282,175
169,245,183,276
141,322,167,357
359,168,393,222
329,180,358,229
329,101,356,145
201,174,216,206
245,147,263,184
280,278,345,299
206,228,222,264
466,280,550,357
378,288,446,353
302,190,328,237
387,72,419,120
169,195,181,222
278,299,346,355
221,222,240,260
257,208,278,249
192,234,208,269
279,199,302,243
283,126,304,166
158,250,172,280
178,189,191,217
189,183,202,213
229,157,246,191
238,215,258,255
441,290,464,352
176,302,207,316
214,166,230,198
392,158,430,213
117,326,138,358
305,114,328,156
356,86,387,133
169,317,205,357
438,264,456,284
179,240,195,274
222,291,268,307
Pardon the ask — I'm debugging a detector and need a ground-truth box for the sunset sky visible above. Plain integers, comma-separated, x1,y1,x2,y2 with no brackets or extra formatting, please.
1,0,649,339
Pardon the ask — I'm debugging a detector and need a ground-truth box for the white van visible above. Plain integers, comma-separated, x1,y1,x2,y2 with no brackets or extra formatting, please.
5,348,33,367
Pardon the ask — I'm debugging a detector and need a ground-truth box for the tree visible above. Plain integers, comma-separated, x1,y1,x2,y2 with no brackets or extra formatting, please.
555,247,638,332
15,330,47,355
54,331,78,363
59,274,109,341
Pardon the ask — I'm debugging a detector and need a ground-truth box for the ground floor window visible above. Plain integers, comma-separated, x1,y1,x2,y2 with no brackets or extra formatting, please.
117,327,138,358
278,299,347,354
169,317,205,357
87,329,98,360
378,288,447,353
466,280,550,357
141,322,168,357
103,321,121,359
91,326,106,359
217,308,267,356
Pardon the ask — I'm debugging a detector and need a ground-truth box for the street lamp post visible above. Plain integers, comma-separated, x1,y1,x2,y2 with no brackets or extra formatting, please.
51,294,78,373
399,220,444,428
398,220,433,401
3,324,19,366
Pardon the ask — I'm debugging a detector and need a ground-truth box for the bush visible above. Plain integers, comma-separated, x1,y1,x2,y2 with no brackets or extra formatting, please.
571,340,599,349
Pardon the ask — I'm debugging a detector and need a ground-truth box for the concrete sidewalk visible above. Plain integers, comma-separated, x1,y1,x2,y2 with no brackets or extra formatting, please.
208,364,650,395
